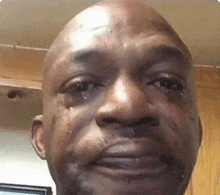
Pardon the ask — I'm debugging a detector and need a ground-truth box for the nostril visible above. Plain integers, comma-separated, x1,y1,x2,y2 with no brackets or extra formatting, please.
130,117,159,127
101,117,159,127
103,117,120,124
145,117,159,126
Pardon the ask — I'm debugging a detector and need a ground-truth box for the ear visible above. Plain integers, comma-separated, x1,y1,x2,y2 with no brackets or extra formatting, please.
31,115,46,159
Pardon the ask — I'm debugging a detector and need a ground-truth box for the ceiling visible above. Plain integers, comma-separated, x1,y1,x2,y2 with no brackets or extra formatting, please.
0,0,220,67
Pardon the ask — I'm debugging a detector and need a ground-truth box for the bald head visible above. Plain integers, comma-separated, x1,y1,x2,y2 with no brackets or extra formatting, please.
43,1,191,89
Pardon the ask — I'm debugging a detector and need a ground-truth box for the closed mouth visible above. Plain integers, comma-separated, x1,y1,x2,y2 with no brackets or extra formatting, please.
91,156,169,177
89,139,173,179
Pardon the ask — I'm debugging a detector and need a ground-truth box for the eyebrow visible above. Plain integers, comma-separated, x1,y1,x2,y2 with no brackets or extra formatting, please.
148,45,189,63
71,49,104,63
70,45,189,66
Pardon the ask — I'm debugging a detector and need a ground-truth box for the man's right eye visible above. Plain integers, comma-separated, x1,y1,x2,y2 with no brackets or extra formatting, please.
66,82,98,93
61,78,104,102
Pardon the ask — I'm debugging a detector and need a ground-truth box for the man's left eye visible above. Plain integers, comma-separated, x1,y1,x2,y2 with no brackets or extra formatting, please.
146,74,187,93
152,78,184,91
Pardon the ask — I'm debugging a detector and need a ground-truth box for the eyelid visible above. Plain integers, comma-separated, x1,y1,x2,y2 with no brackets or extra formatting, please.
59,74,104,94
146,72,187,88
146,72,186,82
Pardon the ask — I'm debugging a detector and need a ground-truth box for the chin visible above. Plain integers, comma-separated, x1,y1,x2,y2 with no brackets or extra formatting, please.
72,175,183,195
99,174,184,195
58,165,187,195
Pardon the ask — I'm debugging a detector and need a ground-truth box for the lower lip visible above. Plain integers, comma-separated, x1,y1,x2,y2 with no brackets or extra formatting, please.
91,156,170,179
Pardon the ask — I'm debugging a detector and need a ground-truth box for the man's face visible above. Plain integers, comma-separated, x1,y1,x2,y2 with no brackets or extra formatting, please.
36,2,200,195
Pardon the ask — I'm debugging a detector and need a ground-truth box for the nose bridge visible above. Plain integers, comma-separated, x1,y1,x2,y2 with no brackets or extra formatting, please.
111,76,143,109
96,74,150,126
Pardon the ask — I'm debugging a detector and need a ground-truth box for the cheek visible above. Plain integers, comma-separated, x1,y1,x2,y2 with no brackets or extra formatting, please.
158,101,200,162
44,107,73,161
46,104,106,166
169,104,199,145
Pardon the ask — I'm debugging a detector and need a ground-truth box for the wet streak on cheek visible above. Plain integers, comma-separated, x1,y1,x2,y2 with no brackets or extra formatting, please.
48,102,106,165
165,91,190,112
50,114,57,133
46,105,77,158
49,114,67,153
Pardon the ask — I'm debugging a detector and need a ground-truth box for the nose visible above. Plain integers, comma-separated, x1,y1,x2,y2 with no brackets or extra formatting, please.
95,76,158,127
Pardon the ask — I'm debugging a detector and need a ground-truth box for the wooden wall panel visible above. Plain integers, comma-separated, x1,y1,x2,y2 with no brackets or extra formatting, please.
0,47,45,81
185,67,220,195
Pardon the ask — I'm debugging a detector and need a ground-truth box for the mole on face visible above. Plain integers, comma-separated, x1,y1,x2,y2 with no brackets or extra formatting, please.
32,1,200,195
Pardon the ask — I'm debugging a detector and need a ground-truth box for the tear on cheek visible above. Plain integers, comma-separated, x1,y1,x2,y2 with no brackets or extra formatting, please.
53,105,66,118
50,108,77,144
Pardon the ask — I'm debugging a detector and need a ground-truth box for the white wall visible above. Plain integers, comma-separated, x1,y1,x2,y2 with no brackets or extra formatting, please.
0,126,56,193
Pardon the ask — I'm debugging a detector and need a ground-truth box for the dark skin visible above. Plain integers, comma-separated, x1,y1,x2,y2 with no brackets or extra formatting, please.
31,1,201,195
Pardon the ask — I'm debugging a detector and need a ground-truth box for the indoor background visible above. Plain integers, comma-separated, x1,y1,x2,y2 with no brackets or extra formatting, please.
0,0,219,194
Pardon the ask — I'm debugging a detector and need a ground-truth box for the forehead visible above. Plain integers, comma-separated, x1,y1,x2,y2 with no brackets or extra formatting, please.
43,3,190,90
65,11,173,50
73,3,170,30
63,3,176,44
